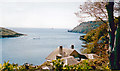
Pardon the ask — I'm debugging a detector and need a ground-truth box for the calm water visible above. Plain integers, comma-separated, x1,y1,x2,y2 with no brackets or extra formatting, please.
1,28,85,65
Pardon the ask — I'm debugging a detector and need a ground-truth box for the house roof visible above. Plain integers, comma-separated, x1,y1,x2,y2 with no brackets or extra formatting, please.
46,47,76,60
62,56,78,65
83,54,99,59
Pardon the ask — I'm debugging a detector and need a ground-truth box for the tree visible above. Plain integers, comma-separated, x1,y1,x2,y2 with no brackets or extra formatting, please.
76,0,120,69
75,1,119,23
106,1,120,69
75,2,108,23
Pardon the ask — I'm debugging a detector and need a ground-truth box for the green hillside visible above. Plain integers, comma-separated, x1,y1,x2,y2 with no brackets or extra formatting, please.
68,21,104,33
0,27,24,38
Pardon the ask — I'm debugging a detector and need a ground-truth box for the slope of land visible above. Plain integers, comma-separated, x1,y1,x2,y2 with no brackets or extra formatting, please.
0,27,24,38
68,21,104,33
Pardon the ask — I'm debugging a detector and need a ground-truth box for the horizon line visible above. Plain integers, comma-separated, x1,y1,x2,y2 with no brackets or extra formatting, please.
1,26,72,30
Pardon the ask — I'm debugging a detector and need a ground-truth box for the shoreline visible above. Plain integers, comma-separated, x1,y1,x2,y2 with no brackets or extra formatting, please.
0,27,26,38
1,34,26,38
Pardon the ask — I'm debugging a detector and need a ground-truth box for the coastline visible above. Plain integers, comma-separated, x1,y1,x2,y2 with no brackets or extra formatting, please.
1,33,26,38
0,27,25,38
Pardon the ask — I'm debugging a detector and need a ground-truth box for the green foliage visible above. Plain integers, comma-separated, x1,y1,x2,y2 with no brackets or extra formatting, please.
0,59,94,70
0,61,40,71
1,61,18,71
0,64,2,70
70,21,104,33
52,59,93,70
52,59,64,71
84,23,108,43
80,22,110,69
81,23,109,55
84,59,110,70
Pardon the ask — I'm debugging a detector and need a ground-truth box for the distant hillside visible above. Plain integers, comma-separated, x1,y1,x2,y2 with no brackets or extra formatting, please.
68,21,104,33
0,27,24,38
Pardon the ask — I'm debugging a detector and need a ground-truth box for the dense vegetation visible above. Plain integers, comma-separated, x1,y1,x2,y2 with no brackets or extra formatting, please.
80,23,108,54
0,59,109,71
79,17,119,70
79,22,109,68
76,1,120,69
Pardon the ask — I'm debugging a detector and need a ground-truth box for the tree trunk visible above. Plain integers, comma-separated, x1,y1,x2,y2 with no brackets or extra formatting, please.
113,17,120,69
106,1,115,51
106,1,120,69
106,1,116,69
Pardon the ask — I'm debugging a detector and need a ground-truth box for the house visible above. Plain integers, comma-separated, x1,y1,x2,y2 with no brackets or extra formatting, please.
46,45,87,61
41,45,100,70
61,56,78,65
41,56,79,70
42,45,100,70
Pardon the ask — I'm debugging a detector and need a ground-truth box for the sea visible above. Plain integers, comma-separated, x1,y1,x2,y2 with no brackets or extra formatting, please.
0,28,85,65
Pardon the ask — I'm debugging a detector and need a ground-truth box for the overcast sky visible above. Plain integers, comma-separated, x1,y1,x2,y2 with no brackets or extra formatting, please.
1,0,118,29
0,0,88,29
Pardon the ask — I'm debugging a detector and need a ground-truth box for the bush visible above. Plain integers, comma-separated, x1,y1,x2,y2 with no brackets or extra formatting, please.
81,23,109,56
52,59,93,70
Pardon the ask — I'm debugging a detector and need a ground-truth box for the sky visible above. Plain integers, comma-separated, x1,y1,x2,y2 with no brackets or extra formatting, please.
0,0,88,29
1,0,119,29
